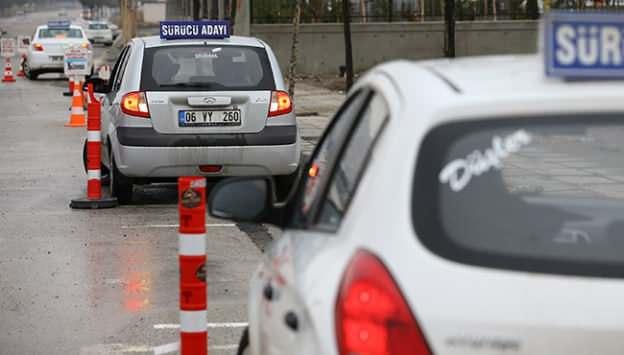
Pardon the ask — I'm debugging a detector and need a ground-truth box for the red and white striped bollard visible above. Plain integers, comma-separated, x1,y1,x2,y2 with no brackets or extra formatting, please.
86,85,102,200
69,83,118,209
178,177,208,355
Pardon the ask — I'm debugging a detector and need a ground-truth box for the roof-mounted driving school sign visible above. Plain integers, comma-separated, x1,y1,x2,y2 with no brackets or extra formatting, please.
159,20,231,40
544,11,624,78
48,20,71,29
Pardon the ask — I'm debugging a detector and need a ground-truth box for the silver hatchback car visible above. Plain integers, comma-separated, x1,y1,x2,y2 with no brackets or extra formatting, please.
87,35,301,203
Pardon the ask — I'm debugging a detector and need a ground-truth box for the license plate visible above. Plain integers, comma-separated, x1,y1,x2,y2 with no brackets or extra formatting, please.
50,56,63,62
178,110,241,127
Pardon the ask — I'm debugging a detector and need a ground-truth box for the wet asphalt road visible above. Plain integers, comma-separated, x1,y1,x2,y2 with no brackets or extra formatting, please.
0,9,267,355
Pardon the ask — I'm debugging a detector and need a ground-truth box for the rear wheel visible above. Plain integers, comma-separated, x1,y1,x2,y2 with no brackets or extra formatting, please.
110,151,133,204
236,327,249,355
24,62,38,80
274,167,301,202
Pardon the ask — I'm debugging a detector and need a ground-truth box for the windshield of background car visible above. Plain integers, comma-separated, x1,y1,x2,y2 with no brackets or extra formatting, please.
413,115,624,278
140,45,275,91
88,23,109,30
38,28,83,39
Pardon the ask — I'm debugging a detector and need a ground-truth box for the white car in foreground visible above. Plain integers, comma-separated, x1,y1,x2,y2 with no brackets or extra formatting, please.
208,12,624,355
25,21,93,80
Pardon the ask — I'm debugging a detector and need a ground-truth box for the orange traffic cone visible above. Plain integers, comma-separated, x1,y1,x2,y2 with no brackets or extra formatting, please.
65,81,86,127
2,58,15,83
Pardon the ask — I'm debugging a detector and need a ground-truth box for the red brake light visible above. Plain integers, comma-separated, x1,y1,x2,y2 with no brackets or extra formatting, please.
33,43,44,51
335,250,431,355
268,90,293,117
199,165,222,173
121,91,150,118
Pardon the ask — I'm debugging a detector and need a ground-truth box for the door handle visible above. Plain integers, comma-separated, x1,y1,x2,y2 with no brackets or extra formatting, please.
284,311,299,332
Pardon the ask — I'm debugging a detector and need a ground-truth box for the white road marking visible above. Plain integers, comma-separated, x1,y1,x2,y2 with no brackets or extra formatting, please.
153,322,248,330
121,223,235,229
80,344,153,354
152,342,179,355
80,342,233,354
210,344,239,350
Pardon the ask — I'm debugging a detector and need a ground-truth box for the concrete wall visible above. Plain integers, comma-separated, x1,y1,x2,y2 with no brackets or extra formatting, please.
251,21,538,75
142,2,167,24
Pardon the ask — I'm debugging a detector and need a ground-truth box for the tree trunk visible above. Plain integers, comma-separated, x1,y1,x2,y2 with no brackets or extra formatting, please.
492,0,497,20
287,0,301,99
444,0,455,57
343,0,354,90
193,0,201,19
360,0,367,22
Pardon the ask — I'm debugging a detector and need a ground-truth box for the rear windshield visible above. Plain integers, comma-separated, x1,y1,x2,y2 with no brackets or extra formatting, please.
39,28,83,39
89,23,109,30
413,115,624,278
141,45,275,91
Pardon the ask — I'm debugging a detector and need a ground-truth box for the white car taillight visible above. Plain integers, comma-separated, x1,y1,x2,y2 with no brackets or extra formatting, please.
268,90,293,117
335,250,431,355
121,91,150,118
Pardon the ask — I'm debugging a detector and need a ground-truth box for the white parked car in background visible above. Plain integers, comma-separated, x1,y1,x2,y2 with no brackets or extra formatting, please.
85,21,114,46
25,21,93,80
208,12,624,355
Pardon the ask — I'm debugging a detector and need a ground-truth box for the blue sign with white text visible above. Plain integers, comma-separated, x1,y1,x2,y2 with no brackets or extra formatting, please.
48,20,71,29
160,21,230,40
545,12,624,78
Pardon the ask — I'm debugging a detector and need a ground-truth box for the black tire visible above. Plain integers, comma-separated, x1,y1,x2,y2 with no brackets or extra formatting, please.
237,327,249,355
110,151,133,204
82,139,110,184
24,62,37,80
274,167,301,202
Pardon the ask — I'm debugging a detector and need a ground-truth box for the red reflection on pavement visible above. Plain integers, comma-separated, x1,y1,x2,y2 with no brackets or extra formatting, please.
123,271,151,312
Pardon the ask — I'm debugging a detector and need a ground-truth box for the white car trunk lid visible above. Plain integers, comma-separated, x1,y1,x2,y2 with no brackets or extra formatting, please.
147,91,271,134
414,274,624,355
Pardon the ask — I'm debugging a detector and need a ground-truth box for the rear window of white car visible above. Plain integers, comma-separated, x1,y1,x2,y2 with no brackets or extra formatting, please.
413,115,624,278
140,45,275,91
39,28,83,39
88,23,109,30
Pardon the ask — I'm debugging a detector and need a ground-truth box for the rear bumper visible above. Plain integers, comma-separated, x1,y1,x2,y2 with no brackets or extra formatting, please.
112,126,301,177
116,125,297,147
27,53,64,70
27,52,93,72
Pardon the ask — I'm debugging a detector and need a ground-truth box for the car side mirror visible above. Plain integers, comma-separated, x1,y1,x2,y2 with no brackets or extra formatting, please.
209,177,276,223
85,76,109,94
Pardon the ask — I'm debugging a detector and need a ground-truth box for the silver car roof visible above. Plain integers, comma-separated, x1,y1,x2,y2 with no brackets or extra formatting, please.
139,35,266,49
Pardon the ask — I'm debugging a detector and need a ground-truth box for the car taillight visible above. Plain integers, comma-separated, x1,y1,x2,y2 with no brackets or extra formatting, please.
121,91,150,118
33,43,44,51
335,250,431,355
268,90,293,117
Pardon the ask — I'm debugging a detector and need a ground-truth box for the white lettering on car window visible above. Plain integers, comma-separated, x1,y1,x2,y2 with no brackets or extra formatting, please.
439,129,532,192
